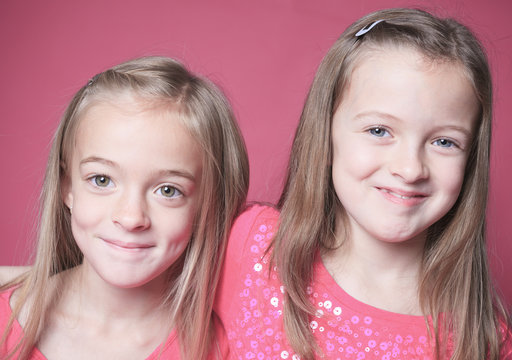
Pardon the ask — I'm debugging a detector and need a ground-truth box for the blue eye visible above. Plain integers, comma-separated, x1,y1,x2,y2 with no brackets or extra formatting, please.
433,138,455,148
369,127,388,137
90,175,112,187
157,185,182,198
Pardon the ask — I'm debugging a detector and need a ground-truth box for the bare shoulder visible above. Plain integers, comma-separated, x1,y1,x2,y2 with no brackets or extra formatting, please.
0,266,30,285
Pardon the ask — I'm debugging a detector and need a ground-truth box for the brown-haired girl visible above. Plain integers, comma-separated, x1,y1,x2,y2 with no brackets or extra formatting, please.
0,56,249,359
217,8,511,360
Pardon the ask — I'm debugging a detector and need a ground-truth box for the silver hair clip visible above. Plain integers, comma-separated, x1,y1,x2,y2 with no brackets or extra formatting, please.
87,73,101,86
355,19,385,37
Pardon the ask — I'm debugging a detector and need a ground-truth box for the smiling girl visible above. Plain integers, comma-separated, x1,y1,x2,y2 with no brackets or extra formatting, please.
0,56,249,359
217,8,511,359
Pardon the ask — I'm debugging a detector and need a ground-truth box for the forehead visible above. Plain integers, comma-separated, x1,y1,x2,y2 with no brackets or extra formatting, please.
75,95,192,143
72,100,202,173
347,44,471,86
337,45,479,128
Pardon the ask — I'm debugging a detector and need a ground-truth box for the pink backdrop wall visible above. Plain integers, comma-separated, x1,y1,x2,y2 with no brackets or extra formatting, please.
1,0,511,304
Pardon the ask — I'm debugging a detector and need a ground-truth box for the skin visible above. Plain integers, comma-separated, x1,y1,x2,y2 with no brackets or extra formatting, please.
323,46,479,315
0,266,30,285
36,98,202,359
63,101,201,290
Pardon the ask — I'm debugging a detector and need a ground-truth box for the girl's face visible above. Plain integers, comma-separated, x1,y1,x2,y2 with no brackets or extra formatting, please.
331,46,479,245
63,99,202,289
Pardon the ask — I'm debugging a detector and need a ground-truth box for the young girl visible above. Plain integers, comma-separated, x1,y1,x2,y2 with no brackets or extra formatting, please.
216,8,511,360
0,56,249,359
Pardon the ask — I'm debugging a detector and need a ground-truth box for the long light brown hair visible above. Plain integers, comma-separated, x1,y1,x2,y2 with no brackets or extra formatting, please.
0,56,249,360
272,8,509,360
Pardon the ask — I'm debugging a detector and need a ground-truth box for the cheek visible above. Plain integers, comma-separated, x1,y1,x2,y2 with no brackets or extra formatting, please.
442,174,465,202
332,137,379,182
70,201,102,248
433,159,467,205
157,208,196,247
72,192,105,225
68,190,111,248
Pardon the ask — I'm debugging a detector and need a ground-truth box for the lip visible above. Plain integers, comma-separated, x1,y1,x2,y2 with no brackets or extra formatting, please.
101,238,154,251
376,187,428,206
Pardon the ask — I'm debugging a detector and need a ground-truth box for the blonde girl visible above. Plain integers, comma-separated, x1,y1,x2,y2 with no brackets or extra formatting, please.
216,8,510,360
0,56,249,359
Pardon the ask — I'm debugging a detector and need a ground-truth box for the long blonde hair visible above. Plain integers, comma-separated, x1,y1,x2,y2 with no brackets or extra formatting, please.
272,8,509,360
1,56,249,360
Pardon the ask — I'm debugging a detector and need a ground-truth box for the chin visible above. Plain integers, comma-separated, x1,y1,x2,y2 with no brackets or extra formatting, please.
102,272,164,289
374,228,427,244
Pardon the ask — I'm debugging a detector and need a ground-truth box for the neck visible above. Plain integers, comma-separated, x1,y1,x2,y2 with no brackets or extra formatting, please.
35,264,173,359
322,221,425,315
64,263,171,325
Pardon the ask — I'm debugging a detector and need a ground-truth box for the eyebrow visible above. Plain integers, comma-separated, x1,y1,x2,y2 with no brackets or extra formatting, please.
429,125,472,139
353,111,401,123
80,156,196,182
156,169,196,182
80,156,117,168
354,111,472,138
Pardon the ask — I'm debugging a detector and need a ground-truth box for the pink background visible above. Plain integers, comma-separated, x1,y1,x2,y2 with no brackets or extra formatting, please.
1,0,511,304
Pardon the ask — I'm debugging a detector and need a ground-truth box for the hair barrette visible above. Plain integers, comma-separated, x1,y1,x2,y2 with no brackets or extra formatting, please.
355,19,385,37
87,73,101,87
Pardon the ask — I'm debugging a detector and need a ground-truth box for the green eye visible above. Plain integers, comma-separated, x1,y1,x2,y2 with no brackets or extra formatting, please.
158,185,182,198
93,175,111,187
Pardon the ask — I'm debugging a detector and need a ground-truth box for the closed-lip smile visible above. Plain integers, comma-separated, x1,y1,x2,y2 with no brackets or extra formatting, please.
102,238,154,250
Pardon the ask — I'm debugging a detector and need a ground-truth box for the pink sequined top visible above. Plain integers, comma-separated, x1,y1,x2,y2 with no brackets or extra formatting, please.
216,205,511,360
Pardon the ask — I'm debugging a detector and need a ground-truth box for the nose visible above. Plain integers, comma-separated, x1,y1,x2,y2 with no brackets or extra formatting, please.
112,191,151,232
389,144,429,183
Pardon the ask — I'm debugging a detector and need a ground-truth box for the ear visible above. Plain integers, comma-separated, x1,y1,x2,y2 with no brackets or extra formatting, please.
61,163,73,211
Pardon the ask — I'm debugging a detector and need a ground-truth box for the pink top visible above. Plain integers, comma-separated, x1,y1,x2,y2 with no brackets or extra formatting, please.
0,289,46,359
216,205,512,359
1,287,228,359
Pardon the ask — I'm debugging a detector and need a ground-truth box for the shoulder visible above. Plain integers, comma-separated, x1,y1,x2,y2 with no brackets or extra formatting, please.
226,204,279,259
0,266,30,286
0,286,16,327
234,203,279,229
231,204,279,240
146,329,179,359
215,204,279,316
